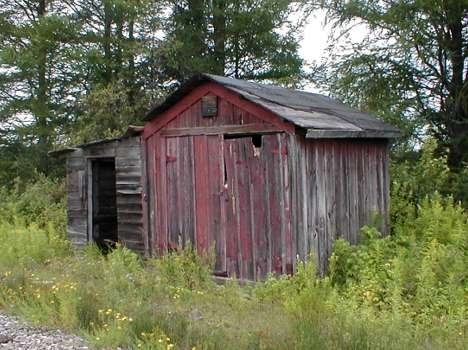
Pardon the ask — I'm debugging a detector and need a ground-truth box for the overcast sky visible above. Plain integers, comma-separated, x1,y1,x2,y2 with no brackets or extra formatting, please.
299,11,330,65
297,10,368,92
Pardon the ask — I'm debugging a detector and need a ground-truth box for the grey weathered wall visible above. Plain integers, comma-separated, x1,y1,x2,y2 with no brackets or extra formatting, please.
288,135,390,273
115,136,145,253
65,137,145,253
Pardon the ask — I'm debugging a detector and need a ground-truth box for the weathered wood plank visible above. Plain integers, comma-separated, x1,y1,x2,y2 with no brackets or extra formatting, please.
166,137,180,249
236,139,252,279
306,129,401,139
207,135,224,272
160,124,283,137
224,140,239,277
194,135,210,253
264,134,282,274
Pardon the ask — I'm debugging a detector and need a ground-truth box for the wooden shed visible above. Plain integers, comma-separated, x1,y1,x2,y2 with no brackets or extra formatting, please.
59,73,400,280
142,74,400,279
56,127,147,254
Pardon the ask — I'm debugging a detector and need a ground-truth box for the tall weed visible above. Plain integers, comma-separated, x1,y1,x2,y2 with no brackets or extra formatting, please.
0,174,66,232
0,138,466,349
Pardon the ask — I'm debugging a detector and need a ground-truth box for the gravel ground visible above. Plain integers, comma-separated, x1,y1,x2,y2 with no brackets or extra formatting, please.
0,312,90,350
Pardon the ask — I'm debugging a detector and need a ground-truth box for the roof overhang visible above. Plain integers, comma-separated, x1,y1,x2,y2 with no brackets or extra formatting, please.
49,125,144,157
305,129,402,139
145,74,402,139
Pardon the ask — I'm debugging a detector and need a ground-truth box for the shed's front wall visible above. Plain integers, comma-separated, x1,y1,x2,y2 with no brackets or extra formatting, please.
65,137,145,253
145,84,294,280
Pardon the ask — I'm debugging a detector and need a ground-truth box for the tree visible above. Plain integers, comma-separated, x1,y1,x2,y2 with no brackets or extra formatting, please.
161,0,305,85
310,0,468,168
65,0,166,143
0,0,79,184
0,0,167,183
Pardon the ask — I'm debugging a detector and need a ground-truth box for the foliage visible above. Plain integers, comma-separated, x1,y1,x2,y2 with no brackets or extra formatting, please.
153,0,306,86
151,245,215,290
0,0,308,186
310,0,468,167
71,80,149,144
0,0,80,183
1,175,467,349
390,138,451,225
328,195,467,339
64,0,166,144
0,175,66,232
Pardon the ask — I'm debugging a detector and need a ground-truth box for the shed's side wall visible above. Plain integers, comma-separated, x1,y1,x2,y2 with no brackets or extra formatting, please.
115,136,145,254
288,136,390,273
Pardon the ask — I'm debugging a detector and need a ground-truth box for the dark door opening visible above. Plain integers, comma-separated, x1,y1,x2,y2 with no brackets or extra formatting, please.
91,158,118,252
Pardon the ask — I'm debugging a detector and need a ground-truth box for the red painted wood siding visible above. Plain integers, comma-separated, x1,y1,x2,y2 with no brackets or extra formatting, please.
145,84,294,280
152,133,291,280
223,134,291,279
143,82,294,140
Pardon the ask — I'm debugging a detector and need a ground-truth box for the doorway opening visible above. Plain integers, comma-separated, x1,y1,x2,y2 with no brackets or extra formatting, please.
90,158,118,252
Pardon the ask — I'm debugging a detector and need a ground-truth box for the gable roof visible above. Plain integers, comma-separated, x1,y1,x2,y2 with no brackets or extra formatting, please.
145,73,401,139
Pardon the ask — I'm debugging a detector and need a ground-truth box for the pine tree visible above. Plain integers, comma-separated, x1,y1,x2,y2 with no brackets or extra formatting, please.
0,0,78,183
67,0,166,143
162,0,305,85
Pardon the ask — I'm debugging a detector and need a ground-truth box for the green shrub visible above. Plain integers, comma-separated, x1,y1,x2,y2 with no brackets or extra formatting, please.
390,138,450,227
326,194,467,348
0,221,69,272
0,158,467,349
0,175,66,232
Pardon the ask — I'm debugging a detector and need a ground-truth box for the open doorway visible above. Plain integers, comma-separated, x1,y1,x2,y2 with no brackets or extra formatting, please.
90,158,118,252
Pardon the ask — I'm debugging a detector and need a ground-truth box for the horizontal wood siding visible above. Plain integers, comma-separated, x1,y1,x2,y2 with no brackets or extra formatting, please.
115,137,145,253
288,136,390,273
65,137,145,253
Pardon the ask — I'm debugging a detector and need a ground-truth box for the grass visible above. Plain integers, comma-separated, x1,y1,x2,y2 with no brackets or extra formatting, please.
0,216,466,350
0,175,466,349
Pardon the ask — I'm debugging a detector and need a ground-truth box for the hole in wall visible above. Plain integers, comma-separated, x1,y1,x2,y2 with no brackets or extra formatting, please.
251,134,262,148
223,134,263,148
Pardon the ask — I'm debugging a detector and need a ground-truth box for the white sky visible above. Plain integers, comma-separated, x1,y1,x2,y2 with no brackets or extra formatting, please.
297,10,368,92
298,10,331,65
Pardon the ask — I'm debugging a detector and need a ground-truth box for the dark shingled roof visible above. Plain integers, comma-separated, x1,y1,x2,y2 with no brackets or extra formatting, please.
145,73,401,138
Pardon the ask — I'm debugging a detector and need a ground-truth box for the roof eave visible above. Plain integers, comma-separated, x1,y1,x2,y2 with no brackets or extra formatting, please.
305,129,402,139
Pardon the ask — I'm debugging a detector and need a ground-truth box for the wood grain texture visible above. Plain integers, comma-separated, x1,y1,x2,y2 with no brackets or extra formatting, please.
161,124,282,137
287,137,390,274
145,86,391,279
144,82,294,139
115,136,145,254
64,137,145,253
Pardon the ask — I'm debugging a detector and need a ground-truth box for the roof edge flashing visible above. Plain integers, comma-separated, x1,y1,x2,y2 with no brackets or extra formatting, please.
306,129,402,139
